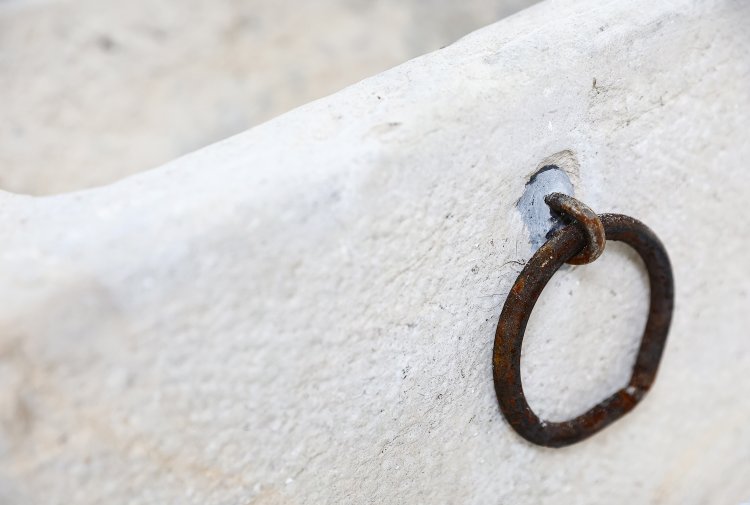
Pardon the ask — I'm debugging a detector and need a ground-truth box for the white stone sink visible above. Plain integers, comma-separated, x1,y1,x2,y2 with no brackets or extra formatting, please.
0,0,748,503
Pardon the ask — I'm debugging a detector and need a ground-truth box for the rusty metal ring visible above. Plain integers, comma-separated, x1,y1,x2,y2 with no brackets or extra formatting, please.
544,192,605,265
493,213,674,448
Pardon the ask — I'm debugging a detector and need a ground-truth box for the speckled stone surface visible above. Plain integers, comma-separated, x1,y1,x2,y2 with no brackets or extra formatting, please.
0,0,534,195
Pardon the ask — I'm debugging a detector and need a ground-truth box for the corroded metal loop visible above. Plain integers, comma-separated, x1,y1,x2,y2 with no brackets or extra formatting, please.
493,213,674,448
544,192,605,265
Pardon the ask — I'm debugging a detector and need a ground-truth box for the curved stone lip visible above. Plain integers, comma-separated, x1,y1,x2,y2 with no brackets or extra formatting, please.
493,213,674,448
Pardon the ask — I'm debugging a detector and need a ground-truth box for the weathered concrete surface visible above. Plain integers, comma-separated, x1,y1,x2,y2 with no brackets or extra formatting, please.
1,0,749,503
0,0,535,195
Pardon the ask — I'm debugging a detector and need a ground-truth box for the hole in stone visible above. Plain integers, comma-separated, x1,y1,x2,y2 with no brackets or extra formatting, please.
516,165,574,252
520,241,649,422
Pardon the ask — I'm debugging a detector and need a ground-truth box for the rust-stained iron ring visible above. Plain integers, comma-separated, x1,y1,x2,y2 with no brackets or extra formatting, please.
493,213,674,448
544,192,605,265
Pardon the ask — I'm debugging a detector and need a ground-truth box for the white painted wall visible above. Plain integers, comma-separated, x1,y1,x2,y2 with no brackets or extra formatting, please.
0,0,748,503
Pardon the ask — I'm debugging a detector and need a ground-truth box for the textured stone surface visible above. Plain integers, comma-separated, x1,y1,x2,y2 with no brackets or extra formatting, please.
0,0,535,195
0,0,749,503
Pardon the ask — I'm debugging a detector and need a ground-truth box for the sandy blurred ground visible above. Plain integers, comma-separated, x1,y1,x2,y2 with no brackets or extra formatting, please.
0,0,537,195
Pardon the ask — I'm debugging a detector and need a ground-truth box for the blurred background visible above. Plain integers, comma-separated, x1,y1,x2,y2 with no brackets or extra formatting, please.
0,0,538,196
